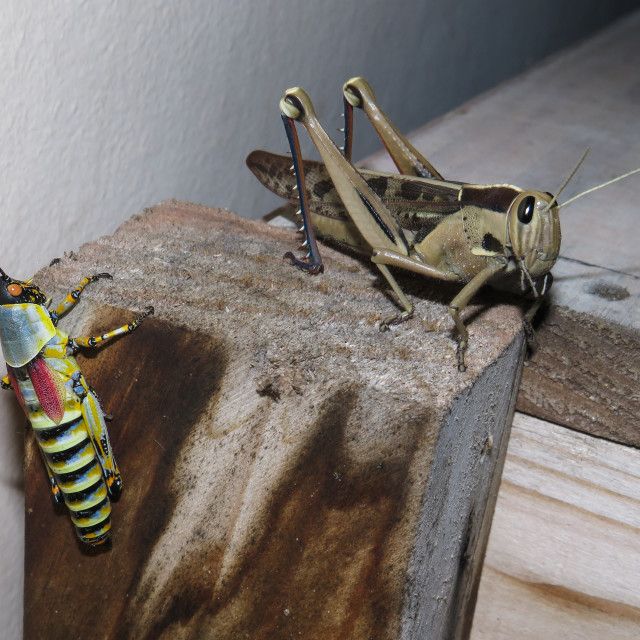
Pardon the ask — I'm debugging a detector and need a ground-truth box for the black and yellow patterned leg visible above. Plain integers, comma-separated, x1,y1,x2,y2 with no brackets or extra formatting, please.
71,306,154,350
50,273,113,324
80,384,122,499
1,375,10,390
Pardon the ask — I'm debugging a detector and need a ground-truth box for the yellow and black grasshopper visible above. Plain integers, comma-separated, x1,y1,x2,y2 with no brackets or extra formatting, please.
247,77,639,370
0,269,153,546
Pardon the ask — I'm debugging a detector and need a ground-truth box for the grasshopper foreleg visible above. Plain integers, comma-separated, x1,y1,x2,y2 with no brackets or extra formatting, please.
371,248,495,360
449,263,506,372
522,272,552,344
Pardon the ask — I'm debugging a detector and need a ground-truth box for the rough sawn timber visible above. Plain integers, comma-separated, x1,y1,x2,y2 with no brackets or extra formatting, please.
24,202,525,640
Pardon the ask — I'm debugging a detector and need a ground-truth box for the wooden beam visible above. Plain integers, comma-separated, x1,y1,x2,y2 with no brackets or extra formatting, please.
471,412,640,639
363,13,640,447
24,202,524,639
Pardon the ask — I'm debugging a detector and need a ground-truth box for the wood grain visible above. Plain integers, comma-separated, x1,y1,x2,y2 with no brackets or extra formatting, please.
363,12,640,446
471,412,640,639
24,203,525,639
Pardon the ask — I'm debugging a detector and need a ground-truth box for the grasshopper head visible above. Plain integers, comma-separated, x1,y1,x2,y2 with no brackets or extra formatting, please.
506,191,561,279
0,268,47,306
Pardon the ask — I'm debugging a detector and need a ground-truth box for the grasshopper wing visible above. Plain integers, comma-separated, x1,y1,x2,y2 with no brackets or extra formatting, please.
247,150,462,236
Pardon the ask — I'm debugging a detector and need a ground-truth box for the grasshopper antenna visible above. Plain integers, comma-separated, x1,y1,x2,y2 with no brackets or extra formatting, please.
558,166,640,209
542,148,590,212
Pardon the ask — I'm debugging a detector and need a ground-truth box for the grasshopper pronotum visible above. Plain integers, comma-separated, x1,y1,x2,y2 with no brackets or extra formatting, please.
247,77,639,371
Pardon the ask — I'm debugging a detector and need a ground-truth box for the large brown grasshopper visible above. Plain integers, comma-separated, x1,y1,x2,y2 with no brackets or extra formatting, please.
247,77,638,371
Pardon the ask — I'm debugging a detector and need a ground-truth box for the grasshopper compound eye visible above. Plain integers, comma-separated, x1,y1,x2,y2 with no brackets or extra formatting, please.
7,283,22,297
517,195,535,224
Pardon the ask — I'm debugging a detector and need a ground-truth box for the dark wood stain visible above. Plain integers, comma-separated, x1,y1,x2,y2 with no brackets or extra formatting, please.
129,386,426,640
24,309,227,640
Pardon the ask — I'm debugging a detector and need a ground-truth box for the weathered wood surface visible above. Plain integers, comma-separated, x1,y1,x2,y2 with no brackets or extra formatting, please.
471,412,640,639
363,12,640,447
24,202,525,639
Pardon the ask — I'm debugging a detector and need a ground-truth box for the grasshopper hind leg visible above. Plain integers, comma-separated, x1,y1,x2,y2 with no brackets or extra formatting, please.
342,77,442,180
281,113,324,275
341,93,354,161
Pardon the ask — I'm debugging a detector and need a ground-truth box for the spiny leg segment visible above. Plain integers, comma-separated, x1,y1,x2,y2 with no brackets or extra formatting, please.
341,91,354,161
281,112,324,274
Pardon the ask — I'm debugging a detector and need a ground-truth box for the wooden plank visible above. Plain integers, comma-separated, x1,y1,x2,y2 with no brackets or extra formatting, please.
23,202,525,639
362,12,640,446
471,412,640,639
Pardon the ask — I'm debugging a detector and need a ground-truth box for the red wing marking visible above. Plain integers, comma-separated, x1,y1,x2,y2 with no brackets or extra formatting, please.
28,357,66,424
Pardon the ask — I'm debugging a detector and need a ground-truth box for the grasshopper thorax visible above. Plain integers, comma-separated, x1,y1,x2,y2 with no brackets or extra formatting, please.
0,269,55,367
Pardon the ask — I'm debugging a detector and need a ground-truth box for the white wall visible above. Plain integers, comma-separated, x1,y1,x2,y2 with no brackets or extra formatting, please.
0,1,636,635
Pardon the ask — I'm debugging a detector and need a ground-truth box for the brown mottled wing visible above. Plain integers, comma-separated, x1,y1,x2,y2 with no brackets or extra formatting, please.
247,150,341,218
247,150,461,234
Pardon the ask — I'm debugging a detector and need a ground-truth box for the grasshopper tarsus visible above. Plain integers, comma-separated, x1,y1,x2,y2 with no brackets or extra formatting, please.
379,310,413,332
283,251,324,275
456,340,468,372
523,319,537,346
